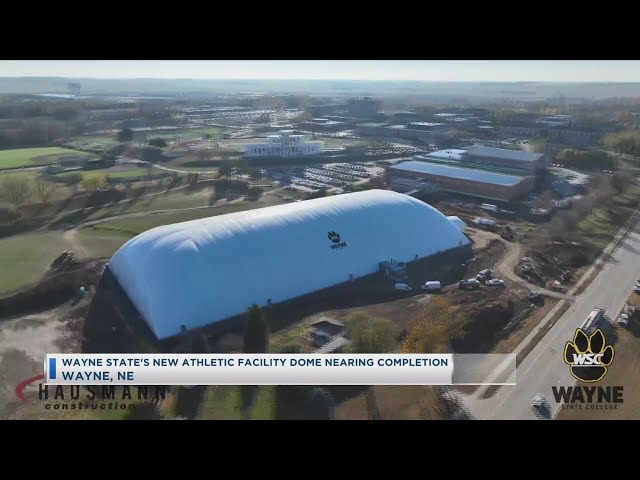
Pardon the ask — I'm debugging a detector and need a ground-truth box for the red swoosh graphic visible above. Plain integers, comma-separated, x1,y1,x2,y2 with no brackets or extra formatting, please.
15,374,45,403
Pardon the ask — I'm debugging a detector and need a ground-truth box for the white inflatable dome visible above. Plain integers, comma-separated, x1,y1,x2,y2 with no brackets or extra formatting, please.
108,189,471,339
447,216,467,233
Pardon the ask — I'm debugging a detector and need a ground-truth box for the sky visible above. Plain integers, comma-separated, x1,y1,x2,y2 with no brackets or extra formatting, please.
1,60,640,82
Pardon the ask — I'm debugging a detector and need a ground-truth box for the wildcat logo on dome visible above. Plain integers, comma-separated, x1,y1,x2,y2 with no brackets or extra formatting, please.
327,231,347,250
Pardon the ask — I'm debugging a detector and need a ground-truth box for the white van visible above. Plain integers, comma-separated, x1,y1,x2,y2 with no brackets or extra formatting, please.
394,283,412,291
421,281,442,291
480,203,498,212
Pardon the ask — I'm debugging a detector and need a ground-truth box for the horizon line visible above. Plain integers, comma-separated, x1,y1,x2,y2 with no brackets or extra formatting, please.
1,76,639,84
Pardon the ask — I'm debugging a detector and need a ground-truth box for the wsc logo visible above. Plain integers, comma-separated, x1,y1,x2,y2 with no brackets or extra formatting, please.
563,328,614,383
327,231,347,250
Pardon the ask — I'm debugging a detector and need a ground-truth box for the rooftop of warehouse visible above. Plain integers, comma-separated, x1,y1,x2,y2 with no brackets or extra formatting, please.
422,149,468,161
467,145,542,162
390,160,526,186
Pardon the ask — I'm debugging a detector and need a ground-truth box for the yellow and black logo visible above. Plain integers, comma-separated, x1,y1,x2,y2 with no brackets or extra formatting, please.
563,328,614,383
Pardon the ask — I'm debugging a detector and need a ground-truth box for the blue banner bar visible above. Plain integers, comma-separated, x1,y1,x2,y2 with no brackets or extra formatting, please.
49,358,56,380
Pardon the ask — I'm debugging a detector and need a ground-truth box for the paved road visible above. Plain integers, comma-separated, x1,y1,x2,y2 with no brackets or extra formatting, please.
464,210,640,420
152,163,217,175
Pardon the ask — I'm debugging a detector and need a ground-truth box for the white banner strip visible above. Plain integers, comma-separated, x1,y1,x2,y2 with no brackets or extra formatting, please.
44,353,516,386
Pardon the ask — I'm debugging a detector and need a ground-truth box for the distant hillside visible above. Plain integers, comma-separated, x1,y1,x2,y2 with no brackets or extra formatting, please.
1,77,640,100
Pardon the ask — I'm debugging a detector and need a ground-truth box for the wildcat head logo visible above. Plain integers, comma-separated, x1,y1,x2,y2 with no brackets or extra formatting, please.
564,328,614,382
327,231,347,250
327,231,341,243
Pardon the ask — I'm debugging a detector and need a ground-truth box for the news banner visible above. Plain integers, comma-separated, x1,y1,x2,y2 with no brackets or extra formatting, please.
44,353,517,385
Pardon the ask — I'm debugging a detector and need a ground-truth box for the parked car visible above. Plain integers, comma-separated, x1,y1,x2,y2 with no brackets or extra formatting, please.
528,291,542,301
485,278,505,287
459,279,480,290
617,313,630,326
531,393,548,411
394,283,412,291
476,269,492,280
421,281,442,292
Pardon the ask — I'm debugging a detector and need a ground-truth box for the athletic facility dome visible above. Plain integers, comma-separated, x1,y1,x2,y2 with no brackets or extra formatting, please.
108,189,471,339
447,216,466,232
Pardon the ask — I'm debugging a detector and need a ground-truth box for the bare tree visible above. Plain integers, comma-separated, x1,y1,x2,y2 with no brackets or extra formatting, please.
65,173,83,195
35,179,56,205
146,163,154,184
2,174,33,207
81,175,107,193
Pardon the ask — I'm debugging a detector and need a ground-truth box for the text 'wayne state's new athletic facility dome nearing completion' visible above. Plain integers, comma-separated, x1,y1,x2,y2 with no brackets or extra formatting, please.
107,189,471,339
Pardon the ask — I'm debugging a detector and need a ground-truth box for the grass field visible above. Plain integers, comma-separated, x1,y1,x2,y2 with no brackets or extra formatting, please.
577,183,640,250
67,127,230,152
0,232,69,295
88,201,268,236
0,227,141,295
56,167,161,181
319,137,365,148
184,127,229,138
163,154,224,171
74,229,131,259
0,147,90,169
66,136,122,151
199,386,275,420
82,186,217,222
336,386,444,420
0,194,271,294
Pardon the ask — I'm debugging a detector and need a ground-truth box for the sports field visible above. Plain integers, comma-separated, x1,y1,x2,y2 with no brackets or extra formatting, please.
0,147,90,169
56,167,160,181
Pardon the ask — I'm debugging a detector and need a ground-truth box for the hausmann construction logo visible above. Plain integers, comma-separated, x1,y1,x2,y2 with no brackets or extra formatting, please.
327,231,347,250
552,327,623,411
15,375,166,413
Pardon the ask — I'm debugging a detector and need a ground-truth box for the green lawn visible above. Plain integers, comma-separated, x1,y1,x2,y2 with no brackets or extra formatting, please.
577,183,640,250
56,167,161,181
82,186,216,222
75,229,131,259
320,137,364,148
183,127,228,138
200,386,275,420
0,227,141,295
0,232,69,295
90,201,267,235
270,319,317,353
163,154,222,171
0,147,90,169
66,136,122,150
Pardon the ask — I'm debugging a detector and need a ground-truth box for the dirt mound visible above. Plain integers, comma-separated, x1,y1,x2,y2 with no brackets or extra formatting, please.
443,285,529,353
453,298,515,352
0,258,107,319
547,240,593,267
46,251,79,276
515,240,590,287
500,225,517,242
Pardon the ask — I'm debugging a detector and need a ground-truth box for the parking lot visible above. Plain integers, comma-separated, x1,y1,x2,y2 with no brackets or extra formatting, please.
268,162,384,193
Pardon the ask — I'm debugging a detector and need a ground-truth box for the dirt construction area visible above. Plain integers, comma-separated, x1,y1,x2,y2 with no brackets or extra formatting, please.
0,295,92,419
